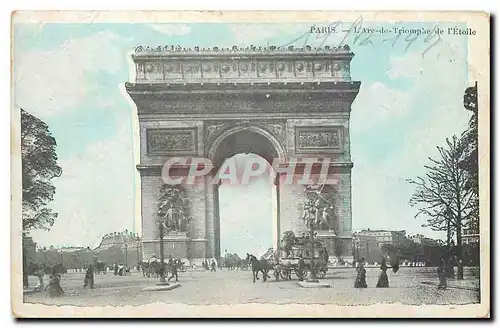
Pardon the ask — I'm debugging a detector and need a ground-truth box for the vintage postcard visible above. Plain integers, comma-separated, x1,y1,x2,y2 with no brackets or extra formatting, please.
11,11,490,318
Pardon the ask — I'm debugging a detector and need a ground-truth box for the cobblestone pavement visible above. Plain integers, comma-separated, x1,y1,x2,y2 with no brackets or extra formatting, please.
24,267,480,307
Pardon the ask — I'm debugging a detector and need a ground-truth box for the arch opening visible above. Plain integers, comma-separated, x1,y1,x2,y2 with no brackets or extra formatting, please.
211,127,284,261
218,153,277,260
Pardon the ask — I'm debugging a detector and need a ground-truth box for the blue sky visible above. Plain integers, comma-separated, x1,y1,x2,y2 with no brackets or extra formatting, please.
13,21,471,253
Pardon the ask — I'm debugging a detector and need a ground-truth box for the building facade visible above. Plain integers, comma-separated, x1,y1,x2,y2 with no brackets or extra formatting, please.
353,229,408,263
95,230,141,251
125,45,361,263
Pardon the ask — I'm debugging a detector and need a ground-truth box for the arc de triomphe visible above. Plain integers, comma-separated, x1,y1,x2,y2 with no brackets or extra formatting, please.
125,45,361,263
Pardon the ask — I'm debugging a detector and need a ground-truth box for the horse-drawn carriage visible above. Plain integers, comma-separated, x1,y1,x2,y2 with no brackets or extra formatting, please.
275,237,329,280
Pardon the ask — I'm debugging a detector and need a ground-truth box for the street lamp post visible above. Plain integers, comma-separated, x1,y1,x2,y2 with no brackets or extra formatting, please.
136,236,141,266
305,203,320,283
158,219,168,285
124,244,128,267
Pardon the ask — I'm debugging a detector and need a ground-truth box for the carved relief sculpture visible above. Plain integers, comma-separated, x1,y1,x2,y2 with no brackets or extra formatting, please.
295,126,343,153
302,184,338,233
147,128,197,155
157,185,190,234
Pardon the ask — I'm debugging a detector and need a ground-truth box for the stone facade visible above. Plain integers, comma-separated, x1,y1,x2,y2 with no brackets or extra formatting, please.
125,45,360,263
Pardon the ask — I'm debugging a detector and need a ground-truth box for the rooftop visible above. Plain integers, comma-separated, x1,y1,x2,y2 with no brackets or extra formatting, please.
133,44,353,57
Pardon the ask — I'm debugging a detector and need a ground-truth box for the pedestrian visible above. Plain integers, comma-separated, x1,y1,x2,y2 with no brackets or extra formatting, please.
168,259,179,282
298,256,306,281
376,258,389,288
211,259,217,272
113,263,119,275
33,265,45,292
437,258,447,290
354,257,367,288
46,266,64,297
83,264,95,289
446,257,455,278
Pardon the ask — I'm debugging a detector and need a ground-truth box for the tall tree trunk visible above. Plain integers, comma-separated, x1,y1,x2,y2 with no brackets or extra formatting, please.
456,221,464,280
23,248,28,288
447,219,451,257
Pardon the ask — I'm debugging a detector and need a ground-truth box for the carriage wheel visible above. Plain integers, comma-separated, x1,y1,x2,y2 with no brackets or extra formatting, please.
316,268,327,279
295,269,306,280
280,270,291,280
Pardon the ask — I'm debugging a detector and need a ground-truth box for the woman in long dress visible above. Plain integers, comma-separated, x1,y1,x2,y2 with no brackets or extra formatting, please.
354,257,367,288
46,266,64,297
376,258,389,288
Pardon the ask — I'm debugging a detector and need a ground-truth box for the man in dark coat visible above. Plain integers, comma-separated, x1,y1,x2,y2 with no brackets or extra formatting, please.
168,259,179,282
83,264,95,289
298,256,306,281
438,258,447,290
211,260,217,272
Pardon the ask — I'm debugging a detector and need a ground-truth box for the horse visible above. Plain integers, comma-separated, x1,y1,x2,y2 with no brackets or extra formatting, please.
246,253,271,283
117,265,131,276
140,260,150,277
239,258,249,270
166,259,183,282
224,253,241,271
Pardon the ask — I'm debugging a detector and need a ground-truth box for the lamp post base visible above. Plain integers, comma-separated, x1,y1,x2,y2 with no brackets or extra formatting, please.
297,281,331,288
306,270,319,283
143,282,180,292
157,281,169,286
157,274,169,286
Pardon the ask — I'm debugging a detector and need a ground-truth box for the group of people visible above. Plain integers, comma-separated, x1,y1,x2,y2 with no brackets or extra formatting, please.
354,257,454,290
354,258,390,288
201,259,217,272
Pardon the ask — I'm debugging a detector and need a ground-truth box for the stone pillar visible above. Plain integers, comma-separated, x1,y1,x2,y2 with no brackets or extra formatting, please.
273,173,281,251
204,173,216,260
277,174,308,238
140,173,163,259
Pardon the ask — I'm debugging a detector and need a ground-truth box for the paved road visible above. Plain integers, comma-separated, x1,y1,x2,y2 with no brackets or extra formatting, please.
24,267,480,307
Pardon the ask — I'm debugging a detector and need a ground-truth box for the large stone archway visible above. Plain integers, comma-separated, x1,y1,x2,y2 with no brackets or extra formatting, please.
125,45,361,263
208,126,284,259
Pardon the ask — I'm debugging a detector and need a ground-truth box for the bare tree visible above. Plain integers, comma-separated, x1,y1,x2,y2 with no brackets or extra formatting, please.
407,136,476,279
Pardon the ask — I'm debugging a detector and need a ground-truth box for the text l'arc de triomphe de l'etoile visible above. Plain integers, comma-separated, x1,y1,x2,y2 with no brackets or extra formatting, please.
125,44,361,263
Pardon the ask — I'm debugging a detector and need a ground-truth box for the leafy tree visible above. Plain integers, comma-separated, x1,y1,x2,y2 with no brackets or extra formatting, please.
408,136,476,279
459,82,480,236
461,82,479,191
21,109,62,233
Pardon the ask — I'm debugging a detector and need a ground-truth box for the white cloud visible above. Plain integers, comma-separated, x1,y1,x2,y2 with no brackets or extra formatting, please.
387,39,470,172
387,53,424,79
388,36,467,86
31,117,136,248
14,31,128,118
351,82,410,131
149,24,191,36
